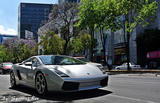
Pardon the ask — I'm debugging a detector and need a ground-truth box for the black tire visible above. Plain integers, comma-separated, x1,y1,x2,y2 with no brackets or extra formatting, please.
35,72,48,95
2,69,5,74
117,68,121,70
10,71,17,88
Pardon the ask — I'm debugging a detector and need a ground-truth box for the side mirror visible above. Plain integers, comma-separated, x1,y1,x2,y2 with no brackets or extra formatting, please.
25,62,32,66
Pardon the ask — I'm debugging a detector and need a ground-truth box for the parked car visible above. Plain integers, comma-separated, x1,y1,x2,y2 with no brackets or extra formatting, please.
115,62,141,70
10,55,108,95
74,57,105,70
0,62,13,74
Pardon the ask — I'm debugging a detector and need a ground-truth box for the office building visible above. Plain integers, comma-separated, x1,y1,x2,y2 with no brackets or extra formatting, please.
18,3,53,40
58,0,80,4
0,35,17,44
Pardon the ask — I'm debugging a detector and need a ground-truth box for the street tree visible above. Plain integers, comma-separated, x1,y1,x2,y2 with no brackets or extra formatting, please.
94,0,120,68
77,0,98,60
3,39,37,63
49,3,79,55
69,33,92,54
0,45,10,63
77,0,158,71
117,0,158,71
39,31,65,55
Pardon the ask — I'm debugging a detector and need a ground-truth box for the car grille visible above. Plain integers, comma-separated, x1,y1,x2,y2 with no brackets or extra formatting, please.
62,81,79,91
79,81,100,88
62,77,108,91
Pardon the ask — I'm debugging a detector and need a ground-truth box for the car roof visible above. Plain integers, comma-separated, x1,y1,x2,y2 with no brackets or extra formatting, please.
2,62,12,64
34,55,73,58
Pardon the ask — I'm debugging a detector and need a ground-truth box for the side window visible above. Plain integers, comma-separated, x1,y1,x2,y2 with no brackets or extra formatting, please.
23,58,32,65
32,58,41,67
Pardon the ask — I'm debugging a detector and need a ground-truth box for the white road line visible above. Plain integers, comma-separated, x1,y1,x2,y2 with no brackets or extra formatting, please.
110,94,157,103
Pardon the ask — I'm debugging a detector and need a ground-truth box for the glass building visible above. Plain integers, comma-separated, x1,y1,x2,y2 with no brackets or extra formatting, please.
0,35,17,44
58,0,80,4
18,3,53,40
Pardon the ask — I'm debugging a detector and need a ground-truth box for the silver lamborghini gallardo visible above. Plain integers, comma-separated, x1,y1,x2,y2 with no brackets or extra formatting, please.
10,55,108,95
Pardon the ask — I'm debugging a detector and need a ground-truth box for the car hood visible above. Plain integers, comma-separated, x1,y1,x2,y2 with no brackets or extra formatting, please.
87,62,101,66
45,64,104,78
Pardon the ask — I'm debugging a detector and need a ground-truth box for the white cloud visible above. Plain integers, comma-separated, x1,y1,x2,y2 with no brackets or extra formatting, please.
0,25,17,36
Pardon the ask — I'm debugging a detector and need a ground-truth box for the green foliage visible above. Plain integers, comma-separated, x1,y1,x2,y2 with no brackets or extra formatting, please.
117,0,158,32
95,0,121,31
78,0,158,33
39,31,65,55
68,33,92,54
77,0,97,30
0,45,9,63
0,39,37,63
77,0,158,66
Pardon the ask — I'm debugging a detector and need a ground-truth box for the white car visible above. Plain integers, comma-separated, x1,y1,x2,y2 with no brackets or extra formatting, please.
115,62,141,70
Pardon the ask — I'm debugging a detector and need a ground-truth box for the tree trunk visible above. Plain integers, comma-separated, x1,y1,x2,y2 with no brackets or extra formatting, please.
63,40,69,55
90,27,94,61
123,15,130,71
63,24,70,55
126,14,131,71
126,31,131,71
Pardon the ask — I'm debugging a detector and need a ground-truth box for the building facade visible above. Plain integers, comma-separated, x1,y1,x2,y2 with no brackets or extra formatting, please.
58,0,80,4
113,5,160,66
18,3,53,40
0,35,17,44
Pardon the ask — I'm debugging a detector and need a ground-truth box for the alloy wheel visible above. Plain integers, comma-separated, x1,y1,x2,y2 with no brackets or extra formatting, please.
35,73,47,95
10,71,16,88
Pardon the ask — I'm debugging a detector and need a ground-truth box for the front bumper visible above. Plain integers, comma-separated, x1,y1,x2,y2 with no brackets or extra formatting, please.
61,76,108,91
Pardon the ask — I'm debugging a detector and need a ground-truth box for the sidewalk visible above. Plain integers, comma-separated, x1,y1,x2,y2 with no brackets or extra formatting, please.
128,73,160,77
104,69,160,76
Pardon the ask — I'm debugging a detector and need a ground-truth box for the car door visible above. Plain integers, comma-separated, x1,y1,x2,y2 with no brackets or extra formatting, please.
17,58,33,84
27,57,41,86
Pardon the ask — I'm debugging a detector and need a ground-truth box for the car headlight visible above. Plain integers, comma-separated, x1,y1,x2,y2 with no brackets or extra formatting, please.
97,65,106,74
54,69,70,77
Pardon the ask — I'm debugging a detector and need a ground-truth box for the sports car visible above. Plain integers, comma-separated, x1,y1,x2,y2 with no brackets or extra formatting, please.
10,55,108,95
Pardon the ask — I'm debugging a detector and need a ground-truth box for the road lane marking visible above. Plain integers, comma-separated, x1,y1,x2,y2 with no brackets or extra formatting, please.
110,94,157,103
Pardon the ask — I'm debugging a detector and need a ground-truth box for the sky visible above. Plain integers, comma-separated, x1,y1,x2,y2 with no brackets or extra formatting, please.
0,0,58,36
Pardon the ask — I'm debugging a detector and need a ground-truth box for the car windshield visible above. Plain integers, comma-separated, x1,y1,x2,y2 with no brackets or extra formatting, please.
77,58,90,62
39,55,86,65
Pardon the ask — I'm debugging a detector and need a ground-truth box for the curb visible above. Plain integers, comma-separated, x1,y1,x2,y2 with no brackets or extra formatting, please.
105,70,160,75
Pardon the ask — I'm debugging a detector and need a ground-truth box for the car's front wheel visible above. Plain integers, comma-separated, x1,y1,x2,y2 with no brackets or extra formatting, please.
2,69,5,74
10,71,17,88
35,72,47,95
116,68,120,70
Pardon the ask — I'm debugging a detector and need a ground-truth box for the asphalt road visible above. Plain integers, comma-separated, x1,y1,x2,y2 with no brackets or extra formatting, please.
0,74,160,103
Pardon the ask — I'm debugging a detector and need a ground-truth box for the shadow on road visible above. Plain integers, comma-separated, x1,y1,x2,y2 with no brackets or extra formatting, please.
7,85,112,102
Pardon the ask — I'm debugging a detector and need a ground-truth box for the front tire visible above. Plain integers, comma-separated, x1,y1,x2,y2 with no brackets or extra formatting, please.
2,69,5,74
10,71,17,88
35,72,47,95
